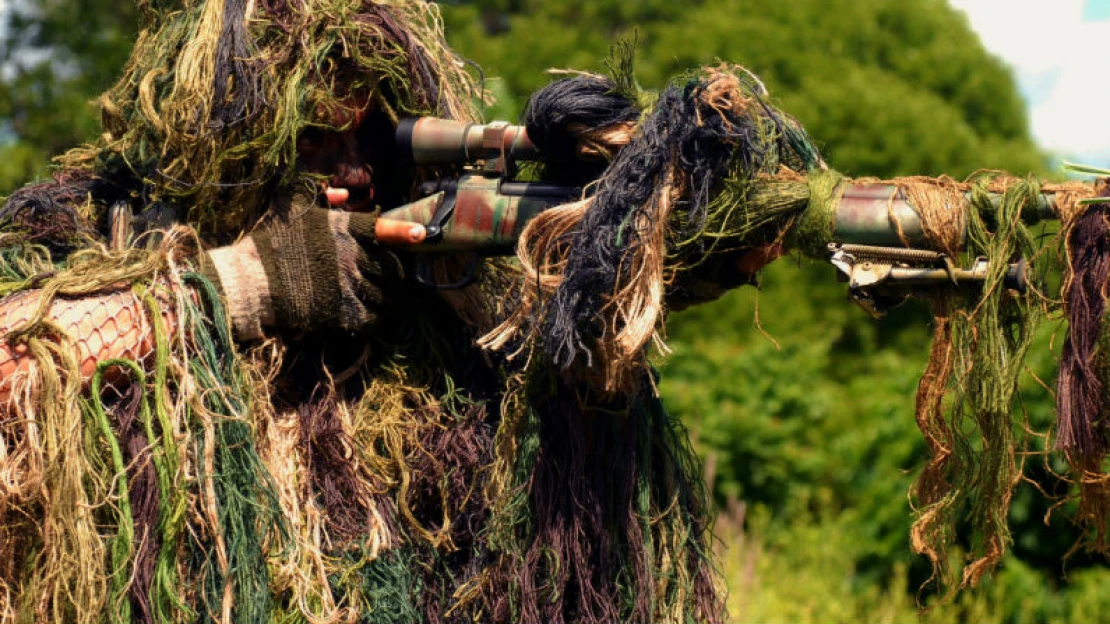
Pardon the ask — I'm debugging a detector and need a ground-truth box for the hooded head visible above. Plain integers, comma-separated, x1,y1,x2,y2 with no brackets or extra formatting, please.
54,0,481,242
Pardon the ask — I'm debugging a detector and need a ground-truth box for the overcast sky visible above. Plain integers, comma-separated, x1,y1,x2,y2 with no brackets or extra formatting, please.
950,0,1110,168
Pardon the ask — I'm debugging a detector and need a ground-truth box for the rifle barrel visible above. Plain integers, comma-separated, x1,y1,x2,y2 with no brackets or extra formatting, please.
833,183,1058,248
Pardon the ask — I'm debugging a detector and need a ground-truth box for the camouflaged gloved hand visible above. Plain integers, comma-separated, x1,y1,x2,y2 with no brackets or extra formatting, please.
199,201,403,340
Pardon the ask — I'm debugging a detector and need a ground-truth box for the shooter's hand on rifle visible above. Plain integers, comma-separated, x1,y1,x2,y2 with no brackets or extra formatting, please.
198,195,405,340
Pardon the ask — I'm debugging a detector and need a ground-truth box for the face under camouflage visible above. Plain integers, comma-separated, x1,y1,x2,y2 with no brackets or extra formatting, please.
50,0,481,243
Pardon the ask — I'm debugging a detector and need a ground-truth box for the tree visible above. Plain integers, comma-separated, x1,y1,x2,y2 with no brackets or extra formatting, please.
0,0,137,192
441,0,1046,177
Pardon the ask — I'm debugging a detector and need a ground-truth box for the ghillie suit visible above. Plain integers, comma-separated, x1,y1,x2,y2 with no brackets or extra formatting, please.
0,3,493,621
494,69,1110,596
476,64,824,623
5,3,1110,622
0,2,808,623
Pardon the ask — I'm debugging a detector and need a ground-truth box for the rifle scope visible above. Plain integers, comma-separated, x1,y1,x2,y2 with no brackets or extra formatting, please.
396,117,539,165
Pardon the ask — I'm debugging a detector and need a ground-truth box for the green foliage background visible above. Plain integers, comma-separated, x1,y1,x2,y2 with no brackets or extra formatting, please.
3,0,1107,620
0,0,136,190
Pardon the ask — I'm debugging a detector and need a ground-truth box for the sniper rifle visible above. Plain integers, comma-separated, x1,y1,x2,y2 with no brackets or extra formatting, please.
380,116,1071,316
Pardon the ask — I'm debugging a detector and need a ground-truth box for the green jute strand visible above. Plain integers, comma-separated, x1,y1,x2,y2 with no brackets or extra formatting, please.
182,273,286,623
633,401,656,614
671,173,812,262
947,179,1043,586
0,242,55,296
334,547,423,624
644,389,719,622
488,378,544,545
26,328,107,624
88,359,141,624
136,286,194,623
485,373,543,622
788,169,844,257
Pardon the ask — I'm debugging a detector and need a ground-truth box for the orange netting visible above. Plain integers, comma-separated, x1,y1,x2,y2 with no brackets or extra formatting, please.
0,288,173,405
